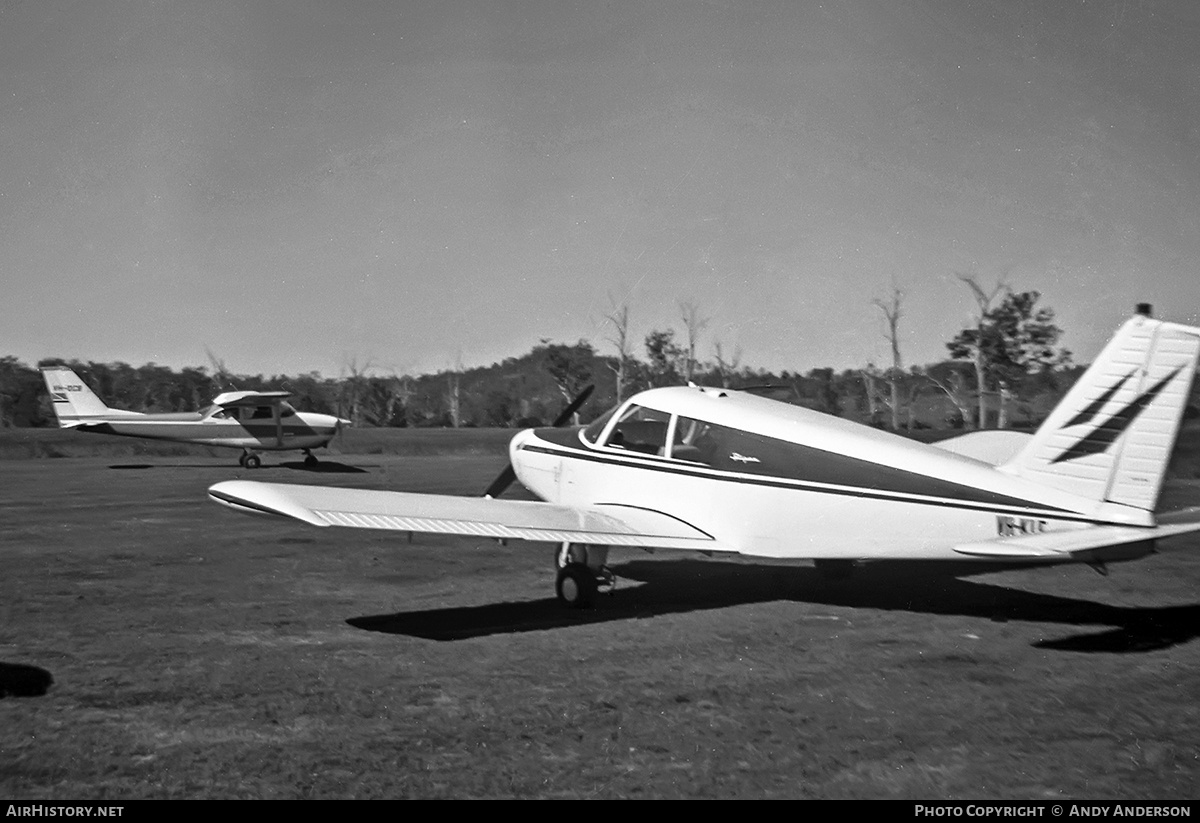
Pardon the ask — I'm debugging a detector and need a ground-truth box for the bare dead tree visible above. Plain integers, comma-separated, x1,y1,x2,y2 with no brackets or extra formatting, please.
379,371,414,427
204,347,238,393
603,296,633,404
340,355,375,427
921,365,975,430
712,340,743,388
860,363,884,425
679,299,710,383
956,273,1008,429
871,287,904,430
444,352,464,429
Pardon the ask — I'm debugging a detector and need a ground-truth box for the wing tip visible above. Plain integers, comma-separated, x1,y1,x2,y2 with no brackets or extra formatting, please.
207,481,329,527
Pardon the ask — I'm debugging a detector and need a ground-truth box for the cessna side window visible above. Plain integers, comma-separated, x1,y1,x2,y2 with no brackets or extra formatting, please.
604,405,670,455
251,406,274,420
211,408,235,420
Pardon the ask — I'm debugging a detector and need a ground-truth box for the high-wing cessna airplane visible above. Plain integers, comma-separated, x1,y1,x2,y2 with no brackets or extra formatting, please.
209,306,1200,607
42,367,349,468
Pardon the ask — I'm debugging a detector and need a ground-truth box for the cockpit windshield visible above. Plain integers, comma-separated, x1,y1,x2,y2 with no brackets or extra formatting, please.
603,404,670,455
581,405,618,444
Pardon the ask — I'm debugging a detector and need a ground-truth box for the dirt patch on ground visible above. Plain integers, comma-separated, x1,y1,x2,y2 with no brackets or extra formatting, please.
1,454,1198,798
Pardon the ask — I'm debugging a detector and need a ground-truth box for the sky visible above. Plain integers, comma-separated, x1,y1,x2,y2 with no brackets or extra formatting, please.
3,0,1200,380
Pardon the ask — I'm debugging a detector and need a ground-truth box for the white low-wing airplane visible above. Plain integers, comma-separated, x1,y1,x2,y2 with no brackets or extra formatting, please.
209,306,1200,606
43,367,349,468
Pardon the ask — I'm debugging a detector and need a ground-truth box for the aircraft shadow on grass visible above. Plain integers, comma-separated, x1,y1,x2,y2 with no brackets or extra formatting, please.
346,558,1200,653
0,662,53,698
107,460,367,473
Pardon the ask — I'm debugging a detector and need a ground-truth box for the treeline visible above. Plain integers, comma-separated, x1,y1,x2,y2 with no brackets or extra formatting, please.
16,286,1185,431
0,341,1081,431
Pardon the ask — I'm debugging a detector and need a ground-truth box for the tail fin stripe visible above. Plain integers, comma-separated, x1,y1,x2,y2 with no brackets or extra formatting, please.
1049,366,1183,464
1060,371,1134,429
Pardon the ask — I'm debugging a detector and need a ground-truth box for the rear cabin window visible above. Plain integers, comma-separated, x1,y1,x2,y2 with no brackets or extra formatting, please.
236,406,275,421
668,416,793,475
669,416,737,466
604,405,670,455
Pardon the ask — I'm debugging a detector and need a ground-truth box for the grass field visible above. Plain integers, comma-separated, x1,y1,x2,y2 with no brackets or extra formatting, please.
1,428,1198,799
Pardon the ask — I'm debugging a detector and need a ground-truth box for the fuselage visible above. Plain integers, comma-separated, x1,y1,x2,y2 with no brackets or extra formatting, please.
74,405,342,451
509,386,1146,561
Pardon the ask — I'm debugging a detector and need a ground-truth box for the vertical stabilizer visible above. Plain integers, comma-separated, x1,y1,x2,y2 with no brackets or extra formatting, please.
40,367,113,426
1002,310,1200,511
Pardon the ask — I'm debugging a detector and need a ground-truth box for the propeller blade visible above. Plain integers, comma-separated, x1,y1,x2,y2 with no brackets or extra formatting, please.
551,384,594,428
483,384,595,498
483,464,518,499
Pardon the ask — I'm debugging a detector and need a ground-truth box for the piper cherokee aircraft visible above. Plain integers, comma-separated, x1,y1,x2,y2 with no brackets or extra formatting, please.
42,367,349,468
209,306,1200,607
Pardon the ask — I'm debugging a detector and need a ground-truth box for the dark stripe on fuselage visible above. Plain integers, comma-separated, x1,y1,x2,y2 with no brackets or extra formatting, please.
527,427,1082,520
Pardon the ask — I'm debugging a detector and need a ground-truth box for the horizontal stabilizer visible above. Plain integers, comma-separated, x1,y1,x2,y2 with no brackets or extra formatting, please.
933,430,1032,466
954,510,1200,559
208,480,730,551
59,409,145,428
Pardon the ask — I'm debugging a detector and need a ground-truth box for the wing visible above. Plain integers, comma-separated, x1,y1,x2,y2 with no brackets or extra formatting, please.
953,507,1200,559
212,390,292,408
208,480,731,551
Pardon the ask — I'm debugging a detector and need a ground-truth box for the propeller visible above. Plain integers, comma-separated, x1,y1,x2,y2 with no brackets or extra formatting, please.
550,383,595,427
483,384,594,499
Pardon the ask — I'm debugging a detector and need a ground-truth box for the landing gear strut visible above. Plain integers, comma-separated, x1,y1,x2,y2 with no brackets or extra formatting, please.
554,543,615,608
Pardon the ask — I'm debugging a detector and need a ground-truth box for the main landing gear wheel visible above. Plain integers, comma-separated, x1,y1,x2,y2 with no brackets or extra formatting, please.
553,542,614,609
303,450,319,468
243,453,261,469
556,563,597,609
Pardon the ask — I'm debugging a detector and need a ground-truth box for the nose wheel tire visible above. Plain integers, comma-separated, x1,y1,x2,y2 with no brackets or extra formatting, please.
556,563,597,609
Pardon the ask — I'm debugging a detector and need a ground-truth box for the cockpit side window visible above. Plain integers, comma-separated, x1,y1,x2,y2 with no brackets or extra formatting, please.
605,405,670,455
250,405,274,420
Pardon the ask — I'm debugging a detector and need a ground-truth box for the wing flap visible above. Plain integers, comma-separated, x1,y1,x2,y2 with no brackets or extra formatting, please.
208,480,727,550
